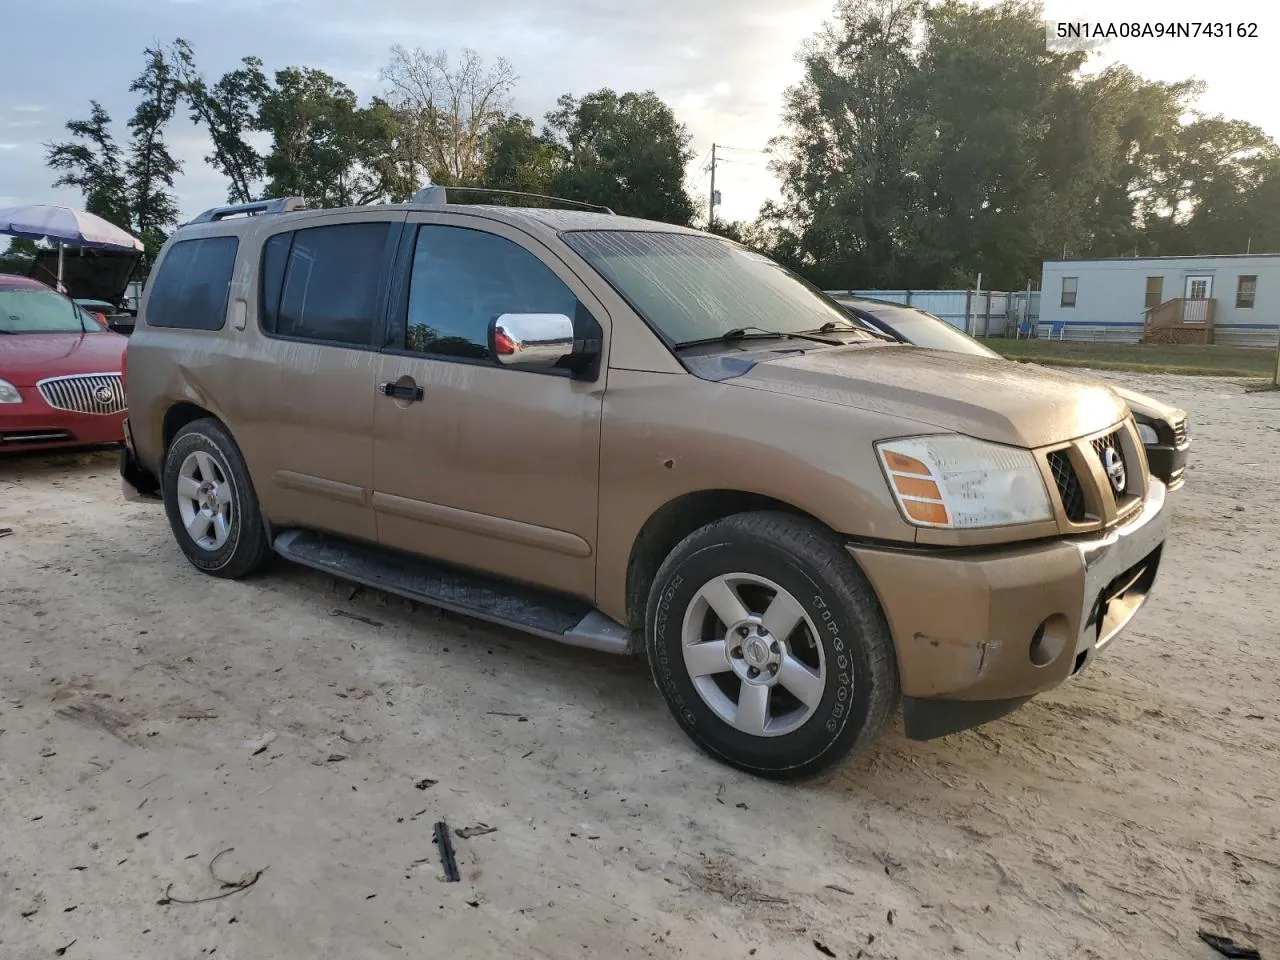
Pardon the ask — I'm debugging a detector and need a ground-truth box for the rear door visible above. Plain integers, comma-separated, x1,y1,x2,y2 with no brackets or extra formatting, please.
370,213,608,600
249,211,405,543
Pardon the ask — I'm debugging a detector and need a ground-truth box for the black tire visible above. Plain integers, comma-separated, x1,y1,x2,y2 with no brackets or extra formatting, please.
161,418,271,579
645,511,899,779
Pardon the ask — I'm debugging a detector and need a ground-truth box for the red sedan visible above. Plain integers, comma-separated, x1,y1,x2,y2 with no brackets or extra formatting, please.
1,274,127,453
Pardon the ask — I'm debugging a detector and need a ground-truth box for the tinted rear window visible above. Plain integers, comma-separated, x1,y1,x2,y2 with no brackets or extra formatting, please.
260,222,392,347
145,236,239,330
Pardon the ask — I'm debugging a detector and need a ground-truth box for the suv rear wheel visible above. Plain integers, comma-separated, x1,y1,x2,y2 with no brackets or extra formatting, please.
645,512,898,779
162,419,271,579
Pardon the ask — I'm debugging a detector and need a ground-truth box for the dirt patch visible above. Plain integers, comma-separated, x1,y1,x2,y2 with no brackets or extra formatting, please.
1,373,1277,959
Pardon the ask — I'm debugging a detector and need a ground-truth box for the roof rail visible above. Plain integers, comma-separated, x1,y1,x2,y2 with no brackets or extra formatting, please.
187,197,307,225
408,184,615,216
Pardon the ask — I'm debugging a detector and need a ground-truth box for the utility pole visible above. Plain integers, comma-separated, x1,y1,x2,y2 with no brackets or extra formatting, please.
708,143,718,231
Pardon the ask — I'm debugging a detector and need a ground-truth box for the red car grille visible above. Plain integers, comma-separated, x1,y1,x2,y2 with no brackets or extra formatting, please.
36,374,126,415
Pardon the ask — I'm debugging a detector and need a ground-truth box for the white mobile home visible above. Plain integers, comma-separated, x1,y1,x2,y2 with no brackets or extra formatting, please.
1039,254,1280,347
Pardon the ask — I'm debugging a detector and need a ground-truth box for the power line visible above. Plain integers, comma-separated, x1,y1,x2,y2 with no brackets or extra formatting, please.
690,146,713,177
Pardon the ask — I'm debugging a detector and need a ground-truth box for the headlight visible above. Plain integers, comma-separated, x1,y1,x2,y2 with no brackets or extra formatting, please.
1136,421,1159,445
876,435,1054,529
0,379,22,404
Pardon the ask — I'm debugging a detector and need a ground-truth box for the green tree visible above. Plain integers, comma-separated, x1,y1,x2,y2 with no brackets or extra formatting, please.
1147,117,1280,255
705,219,770,251
127,45,183,261
174,40,269,204
768,0,923,287
45,101,131,229
544,89,696,224
479,114,563,198
0,238,40,275
256,67,400,207
1065,67,1198,258
903,0,1097,287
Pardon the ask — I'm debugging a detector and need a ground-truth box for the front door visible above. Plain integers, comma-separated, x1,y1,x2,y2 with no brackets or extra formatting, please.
1184,275,1212,299
371,215,609,600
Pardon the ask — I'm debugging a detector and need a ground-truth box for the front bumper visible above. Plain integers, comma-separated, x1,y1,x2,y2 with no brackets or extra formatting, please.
1144,441,1190,491
0,386,125,454
851,478,1170,739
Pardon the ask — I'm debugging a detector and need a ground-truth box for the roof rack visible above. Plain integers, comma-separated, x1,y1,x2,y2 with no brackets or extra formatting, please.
187,197,307,225
409,184,615,216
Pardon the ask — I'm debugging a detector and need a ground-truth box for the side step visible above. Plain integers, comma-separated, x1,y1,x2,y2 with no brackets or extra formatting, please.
273,529,636,655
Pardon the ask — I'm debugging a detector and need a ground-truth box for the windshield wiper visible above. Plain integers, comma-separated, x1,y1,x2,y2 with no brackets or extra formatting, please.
674,325,842,350
808,318,897,342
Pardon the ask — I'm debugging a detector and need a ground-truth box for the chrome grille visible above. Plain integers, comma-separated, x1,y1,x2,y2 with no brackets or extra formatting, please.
1048,450,1086,522
1172,417,1188,446
1089,429,1125,464
37,374,126,415
1089,427,1141,515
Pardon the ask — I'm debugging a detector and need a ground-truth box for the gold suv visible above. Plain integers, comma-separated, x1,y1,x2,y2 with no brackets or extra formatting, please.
120,190,1172,778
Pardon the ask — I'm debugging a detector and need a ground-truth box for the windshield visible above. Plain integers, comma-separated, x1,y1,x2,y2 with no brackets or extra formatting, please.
860,304,1001,358
0,287,92,334
562,231,871,345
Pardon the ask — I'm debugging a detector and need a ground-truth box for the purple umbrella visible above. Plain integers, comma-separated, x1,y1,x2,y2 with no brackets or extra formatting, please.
0,203,143,291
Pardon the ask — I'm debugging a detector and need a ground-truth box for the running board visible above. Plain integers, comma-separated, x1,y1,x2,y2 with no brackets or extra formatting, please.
273,529,636,655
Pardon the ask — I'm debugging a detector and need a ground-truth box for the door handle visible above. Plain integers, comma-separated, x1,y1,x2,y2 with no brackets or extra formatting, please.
380,381,424,402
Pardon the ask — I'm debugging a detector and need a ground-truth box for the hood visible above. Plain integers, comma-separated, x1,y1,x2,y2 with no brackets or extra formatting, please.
30,248,140,307
1019,362,1184,425
732,344,1129,449
1101,383,1183,424
0,331,127,386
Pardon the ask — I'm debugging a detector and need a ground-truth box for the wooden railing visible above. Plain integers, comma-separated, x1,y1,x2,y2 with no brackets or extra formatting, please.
1143,298,1216,344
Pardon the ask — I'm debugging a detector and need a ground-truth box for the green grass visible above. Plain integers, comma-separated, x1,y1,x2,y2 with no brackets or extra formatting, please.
988,338,1276,378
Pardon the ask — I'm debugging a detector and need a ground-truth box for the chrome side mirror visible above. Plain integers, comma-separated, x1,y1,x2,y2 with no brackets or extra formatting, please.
489,313,576,369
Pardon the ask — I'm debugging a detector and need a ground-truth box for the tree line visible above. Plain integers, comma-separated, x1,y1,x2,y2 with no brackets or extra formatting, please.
755,0,1280,288
26,39,694,268
18,0,1280,292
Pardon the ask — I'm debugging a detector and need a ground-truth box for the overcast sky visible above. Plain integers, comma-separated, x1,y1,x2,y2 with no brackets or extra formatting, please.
1,0,1277,228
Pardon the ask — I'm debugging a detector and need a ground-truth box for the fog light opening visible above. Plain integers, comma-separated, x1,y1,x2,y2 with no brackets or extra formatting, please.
1029,615,1070,667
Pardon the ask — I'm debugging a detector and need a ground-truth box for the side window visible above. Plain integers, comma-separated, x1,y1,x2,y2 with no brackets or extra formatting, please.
259,232,292,334
260,222,391,347
1236,275,1257,309
1060,276,1078,308
402,225,581,361
145,236,238,330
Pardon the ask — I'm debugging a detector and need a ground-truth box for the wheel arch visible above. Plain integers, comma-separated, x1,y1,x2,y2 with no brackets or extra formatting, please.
623,489,836,630
160,404,273,545
162,401,222,453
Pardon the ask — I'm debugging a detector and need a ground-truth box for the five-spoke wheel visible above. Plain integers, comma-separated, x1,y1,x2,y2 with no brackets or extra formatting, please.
646,511,899,778
161,419,271,578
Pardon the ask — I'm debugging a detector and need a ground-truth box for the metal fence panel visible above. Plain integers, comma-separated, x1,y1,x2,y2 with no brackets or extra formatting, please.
826,289,1040,338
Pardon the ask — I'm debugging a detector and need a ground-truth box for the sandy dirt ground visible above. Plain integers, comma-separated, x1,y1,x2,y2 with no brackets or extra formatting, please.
1,371,1277,960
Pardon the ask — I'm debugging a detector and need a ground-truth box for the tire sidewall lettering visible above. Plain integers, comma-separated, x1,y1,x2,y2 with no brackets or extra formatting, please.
649,545,867,766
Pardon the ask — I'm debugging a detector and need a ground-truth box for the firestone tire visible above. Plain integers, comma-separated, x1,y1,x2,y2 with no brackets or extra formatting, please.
161,418,271,580
645,511,899,779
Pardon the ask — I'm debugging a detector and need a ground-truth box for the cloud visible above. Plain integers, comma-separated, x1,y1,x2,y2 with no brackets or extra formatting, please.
1,0,831,223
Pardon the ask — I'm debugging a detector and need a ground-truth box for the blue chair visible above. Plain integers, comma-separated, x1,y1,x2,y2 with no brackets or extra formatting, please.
1050,320,1066,341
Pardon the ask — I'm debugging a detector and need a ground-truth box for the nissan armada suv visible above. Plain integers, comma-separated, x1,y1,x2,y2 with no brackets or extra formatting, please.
119,190,1172,779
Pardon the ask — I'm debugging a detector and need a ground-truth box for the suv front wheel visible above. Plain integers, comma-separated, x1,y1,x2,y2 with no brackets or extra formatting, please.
162,419,271,579
645,512,899,779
